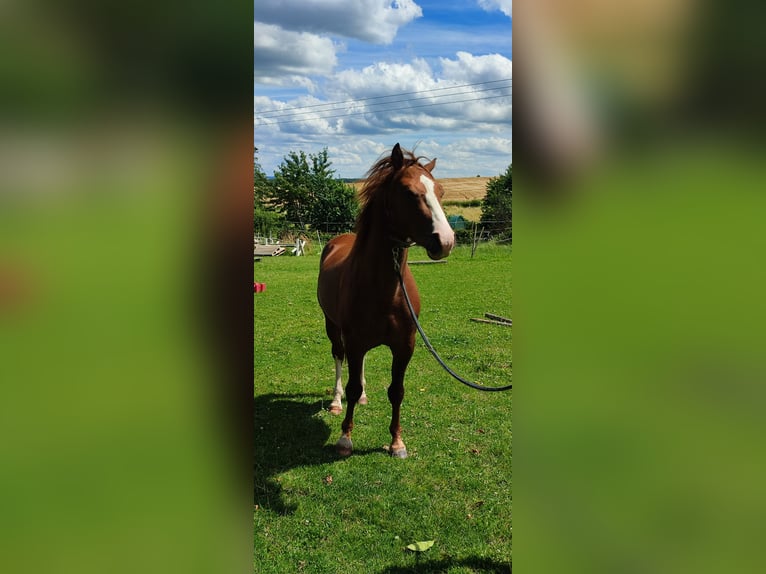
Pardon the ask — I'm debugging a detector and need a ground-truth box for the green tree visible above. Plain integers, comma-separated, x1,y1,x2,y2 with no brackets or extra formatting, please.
480,163,512,240
253,147,283,234
271,150,312,226
271,148,358,231
254,146,270,200
310,177,358,231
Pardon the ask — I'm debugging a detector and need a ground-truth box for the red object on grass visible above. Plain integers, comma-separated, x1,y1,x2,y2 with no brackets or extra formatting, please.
254,282,266,293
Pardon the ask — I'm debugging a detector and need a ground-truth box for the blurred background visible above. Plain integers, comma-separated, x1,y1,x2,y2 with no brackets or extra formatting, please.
0,1,252,572
515,0,766,572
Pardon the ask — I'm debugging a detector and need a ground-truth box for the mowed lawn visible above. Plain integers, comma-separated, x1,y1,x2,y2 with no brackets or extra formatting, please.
254,243,512,574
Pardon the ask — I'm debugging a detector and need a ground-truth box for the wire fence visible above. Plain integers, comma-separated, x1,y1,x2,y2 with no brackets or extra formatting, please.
254,220,511,257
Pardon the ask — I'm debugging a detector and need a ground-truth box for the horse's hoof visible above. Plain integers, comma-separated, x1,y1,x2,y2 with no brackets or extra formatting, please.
358,396,368,405
328,404,343,415
336,436,353,456
390,447,408,459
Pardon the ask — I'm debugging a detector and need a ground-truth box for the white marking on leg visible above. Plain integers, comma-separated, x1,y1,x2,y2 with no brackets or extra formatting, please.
336,435,353,455
420,174,455,254
330,358,343,412
359,356,368,405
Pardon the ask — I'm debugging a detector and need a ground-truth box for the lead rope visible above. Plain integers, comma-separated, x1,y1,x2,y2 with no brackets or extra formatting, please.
393,247,512,392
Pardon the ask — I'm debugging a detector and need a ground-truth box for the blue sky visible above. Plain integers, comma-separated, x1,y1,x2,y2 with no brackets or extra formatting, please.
254,0,512,178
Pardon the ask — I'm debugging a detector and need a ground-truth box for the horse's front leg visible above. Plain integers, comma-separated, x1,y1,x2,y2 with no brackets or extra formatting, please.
388,340,414,459
329,357,344,415
325,316,345,415
336,351,365,456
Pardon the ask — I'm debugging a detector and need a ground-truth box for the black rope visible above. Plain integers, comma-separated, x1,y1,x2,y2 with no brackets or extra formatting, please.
394,248,512,392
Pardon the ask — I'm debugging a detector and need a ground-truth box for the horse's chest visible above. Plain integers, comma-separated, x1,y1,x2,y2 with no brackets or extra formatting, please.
341,296,407,344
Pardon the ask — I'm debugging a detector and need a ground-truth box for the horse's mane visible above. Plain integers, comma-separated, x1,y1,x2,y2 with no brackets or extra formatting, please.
355,147,429,234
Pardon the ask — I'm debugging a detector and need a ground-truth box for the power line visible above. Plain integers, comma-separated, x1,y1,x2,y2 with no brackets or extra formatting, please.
255,78,512,118
257,83,512,121
255,92,512,127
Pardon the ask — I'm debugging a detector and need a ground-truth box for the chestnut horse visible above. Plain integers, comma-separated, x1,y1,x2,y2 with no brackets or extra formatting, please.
317,143,455,458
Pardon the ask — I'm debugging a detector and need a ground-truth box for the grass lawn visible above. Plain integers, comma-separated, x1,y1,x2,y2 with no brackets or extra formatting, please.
254,243,512,573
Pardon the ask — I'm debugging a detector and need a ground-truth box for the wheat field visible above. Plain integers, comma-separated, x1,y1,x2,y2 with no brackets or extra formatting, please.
352,176,491,203
352,176,491,220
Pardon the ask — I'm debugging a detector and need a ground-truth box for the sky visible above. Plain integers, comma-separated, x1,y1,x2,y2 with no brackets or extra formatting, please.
254,0,512,179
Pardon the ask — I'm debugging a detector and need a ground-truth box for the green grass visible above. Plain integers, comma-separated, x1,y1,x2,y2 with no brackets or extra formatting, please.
254,243,512,574
443,199,483,207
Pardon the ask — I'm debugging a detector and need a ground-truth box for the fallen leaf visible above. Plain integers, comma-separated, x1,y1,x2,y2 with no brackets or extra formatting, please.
406,540,435,552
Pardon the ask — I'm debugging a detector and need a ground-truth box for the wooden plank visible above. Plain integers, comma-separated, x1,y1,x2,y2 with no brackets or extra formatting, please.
470,318,512,327
485,313,511,324
253,245,286,257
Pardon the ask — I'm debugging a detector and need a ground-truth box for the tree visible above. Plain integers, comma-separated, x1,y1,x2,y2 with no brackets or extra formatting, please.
310,177,358,232
271,150,312,226
271,148,358,231
254,147,283,234
480,163,512,240
254,147,270,197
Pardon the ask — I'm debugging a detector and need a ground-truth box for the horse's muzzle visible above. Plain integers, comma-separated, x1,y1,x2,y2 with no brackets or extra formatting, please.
424,231,455,260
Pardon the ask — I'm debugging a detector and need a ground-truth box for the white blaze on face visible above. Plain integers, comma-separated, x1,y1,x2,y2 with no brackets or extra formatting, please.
420,174,455,254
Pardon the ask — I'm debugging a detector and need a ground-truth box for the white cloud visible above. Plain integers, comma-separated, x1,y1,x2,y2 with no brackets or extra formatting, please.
413,138,512,177
443,136,513,156
329,53,511,130
254,22,338,85
326,139,389,169
333,59,437,96
254,49,512,177
256,52,511,138
440,52,512,84
477,0,512,18
333,53,512,97
254,0,423,44
255,130,511,178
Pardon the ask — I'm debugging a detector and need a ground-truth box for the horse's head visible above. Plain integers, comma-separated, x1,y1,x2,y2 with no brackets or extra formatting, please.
388,143,455,260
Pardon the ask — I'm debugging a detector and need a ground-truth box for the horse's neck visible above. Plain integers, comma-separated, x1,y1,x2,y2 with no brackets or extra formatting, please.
349,210,404,289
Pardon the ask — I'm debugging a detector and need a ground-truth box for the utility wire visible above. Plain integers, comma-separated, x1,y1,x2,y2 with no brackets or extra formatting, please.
255,78,512,118
256,83,512,121
256,92,511,126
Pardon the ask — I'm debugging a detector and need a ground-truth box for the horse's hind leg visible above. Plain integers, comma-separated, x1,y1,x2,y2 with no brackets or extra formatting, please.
336,350,365,456
358,355,368,405
325,317,345,415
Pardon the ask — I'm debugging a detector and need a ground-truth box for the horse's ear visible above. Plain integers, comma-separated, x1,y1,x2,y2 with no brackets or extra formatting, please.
391,143,403,170
424,158,437,173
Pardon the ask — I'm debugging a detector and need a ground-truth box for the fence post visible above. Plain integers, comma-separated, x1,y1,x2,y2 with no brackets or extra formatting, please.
471,222,478,258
